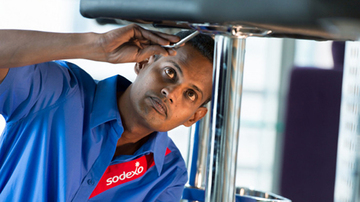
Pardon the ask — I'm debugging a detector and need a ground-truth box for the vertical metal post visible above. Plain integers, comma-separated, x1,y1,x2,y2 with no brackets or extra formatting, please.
194,108,211,188
205,35,246,202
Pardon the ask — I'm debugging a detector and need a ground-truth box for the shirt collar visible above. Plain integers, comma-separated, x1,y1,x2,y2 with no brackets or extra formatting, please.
134,131,169,175
91,75,169,175
90,75,131,137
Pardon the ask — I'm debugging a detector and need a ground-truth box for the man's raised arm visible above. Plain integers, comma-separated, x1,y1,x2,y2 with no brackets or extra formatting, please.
0,24,179,80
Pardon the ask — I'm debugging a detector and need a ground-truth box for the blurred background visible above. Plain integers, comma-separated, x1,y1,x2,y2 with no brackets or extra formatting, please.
0,0,339,197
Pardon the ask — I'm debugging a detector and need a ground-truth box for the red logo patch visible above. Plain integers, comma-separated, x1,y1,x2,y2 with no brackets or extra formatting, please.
89,148,171,199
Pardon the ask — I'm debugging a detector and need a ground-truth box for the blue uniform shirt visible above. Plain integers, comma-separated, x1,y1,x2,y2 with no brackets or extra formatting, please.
0,61,188,202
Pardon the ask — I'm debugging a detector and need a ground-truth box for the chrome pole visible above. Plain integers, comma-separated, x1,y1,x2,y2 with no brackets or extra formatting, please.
205,34,246,202
194,106,211,188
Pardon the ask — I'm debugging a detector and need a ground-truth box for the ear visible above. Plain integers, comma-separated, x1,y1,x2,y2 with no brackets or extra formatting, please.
183,107,208,127
134,55,156,74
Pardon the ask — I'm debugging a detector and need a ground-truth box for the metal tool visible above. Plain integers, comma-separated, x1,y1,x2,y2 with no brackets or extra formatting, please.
162,30,200,49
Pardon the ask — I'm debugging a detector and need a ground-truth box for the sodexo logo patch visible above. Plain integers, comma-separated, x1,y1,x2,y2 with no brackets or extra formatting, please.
89,148,171,199
106,161,144,186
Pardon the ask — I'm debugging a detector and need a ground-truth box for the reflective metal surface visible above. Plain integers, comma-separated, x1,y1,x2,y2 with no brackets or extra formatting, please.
236,187,291,202
205,34,246,202
191,23,272,38
194,106,211,188
186,119,196,185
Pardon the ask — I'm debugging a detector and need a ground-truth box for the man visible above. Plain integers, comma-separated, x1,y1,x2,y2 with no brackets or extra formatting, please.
0,24,214,201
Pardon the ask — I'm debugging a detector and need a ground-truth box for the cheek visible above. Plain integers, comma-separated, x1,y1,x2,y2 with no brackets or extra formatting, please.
171,106,194,120
135,73,163,92
138,74,156,85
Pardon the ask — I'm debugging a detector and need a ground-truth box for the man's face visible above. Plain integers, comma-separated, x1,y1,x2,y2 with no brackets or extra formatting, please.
130,45,213,132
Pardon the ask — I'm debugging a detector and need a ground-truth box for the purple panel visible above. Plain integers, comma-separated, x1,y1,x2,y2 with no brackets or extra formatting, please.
280,67,343,202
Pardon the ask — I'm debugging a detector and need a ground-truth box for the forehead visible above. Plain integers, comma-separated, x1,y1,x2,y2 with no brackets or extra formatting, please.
159,45,213,74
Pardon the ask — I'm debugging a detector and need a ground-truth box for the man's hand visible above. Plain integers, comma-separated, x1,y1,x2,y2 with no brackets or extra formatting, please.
94,24,180,63
0,24,180,69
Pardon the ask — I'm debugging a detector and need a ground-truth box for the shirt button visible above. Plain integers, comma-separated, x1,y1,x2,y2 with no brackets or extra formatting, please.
87,179,95,185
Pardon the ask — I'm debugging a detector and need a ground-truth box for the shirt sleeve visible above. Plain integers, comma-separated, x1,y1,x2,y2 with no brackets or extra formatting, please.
155,168,188,202
0,61,78,122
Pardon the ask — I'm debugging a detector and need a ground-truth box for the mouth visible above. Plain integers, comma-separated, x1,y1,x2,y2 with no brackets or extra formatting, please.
149,96,168,117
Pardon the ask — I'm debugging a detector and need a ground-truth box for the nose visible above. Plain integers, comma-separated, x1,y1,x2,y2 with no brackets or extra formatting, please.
161,87,179,104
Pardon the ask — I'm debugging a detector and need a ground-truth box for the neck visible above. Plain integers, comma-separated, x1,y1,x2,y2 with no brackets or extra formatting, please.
116,85,154,149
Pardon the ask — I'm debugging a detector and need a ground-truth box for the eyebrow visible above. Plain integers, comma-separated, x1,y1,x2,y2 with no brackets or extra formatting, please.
191,84,204,100
169,60,183,77
168,60,204,99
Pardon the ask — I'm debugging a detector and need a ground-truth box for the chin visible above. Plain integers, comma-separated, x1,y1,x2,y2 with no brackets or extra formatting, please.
145,119,179,132
146,121,172,132
138,107,183,132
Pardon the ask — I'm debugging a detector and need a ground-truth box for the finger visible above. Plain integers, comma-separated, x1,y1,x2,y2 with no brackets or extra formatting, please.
150,30,181,43
132,26,179,46
167,48,177,56
140,43,177,56
139,43,177,56
136,45,169,62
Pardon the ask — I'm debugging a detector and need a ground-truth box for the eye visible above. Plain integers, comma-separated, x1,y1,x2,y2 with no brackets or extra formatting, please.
165,68,176,79
186,90,197,101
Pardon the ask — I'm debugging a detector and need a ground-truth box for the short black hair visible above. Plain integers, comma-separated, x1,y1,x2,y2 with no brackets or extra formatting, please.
175,31,214,63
